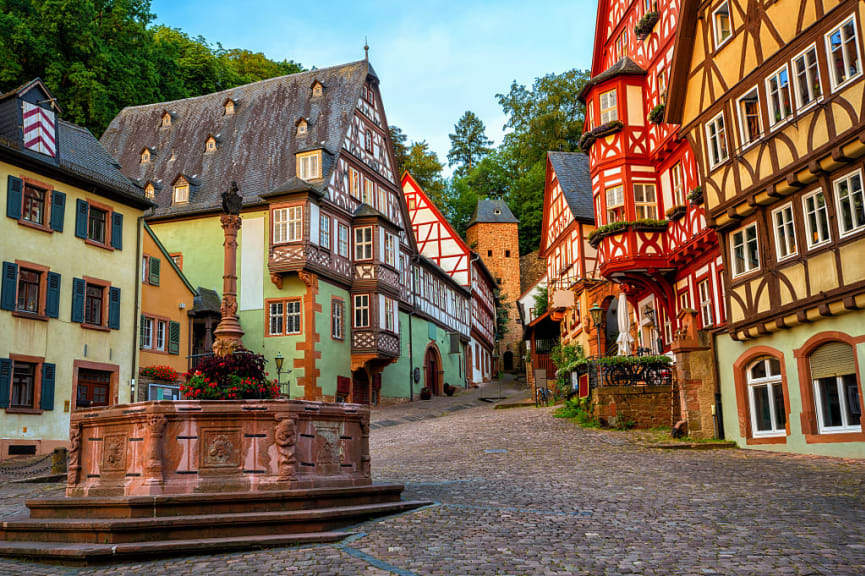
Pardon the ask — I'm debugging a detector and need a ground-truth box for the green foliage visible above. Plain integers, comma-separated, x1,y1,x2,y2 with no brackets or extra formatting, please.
389,125,409,178
494,288,509,341
533,286,548,317
634,11,660,37
554,396,599,428
647,103,665,124
404,140,447,207
596,354,671,369
551,343,586,389
447,110,493,178
578,120,624,153
445,177,482,238
0,1,304,137
588,219,669,246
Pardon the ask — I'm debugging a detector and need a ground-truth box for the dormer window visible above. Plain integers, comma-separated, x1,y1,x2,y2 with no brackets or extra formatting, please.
161,113,172,128
297,151,321,180
205,136,217,153
297,119,308,136
312,82,323,97
145,183,155,199
173,177,189,204
224,99,235,115
140,148,151,164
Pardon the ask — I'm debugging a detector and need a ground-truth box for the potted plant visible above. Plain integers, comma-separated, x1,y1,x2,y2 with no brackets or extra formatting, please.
647,103,665,125
665,204,687,221
139,365,180,382
419,387,432,400
634,10,660,39
181,352,280,400
688,185,704,205
443,383,456,397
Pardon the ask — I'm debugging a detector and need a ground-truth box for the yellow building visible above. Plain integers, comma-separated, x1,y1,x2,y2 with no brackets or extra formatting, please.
667,0,865,456
136,223,197,401
0,79,150,460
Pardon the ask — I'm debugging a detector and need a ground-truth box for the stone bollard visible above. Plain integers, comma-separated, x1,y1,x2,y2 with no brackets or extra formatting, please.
51,447,68,474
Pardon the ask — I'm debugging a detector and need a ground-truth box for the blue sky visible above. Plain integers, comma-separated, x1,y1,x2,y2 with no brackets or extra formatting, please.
150,0,597,175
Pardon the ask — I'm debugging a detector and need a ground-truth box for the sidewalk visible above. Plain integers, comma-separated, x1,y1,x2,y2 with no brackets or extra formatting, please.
370,374,528,429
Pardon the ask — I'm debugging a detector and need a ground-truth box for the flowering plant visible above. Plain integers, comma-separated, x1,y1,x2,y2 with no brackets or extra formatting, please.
181,352,280,400
139,365,180,382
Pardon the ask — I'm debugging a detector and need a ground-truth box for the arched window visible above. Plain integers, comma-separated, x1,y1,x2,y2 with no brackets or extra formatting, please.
810,342,862,433
747,357,786,437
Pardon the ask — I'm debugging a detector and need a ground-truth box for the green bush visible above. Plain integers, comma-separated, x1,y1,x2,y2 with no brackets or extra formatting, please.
554,396,599,428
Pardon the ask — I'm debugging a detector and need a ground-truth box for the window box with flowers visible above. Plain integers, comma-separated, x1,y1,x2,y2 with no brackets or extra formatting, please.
688,186,704,205
579,121,624,153
647,103,665,125
139,366,180,382
634,11,660,39
588,219,669,248
665,204,687,221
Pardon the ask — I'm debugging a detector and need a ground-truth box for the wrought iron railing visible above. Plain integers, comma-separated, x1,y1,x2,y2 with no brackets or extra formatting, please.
570,355,674,390
187,352,214,372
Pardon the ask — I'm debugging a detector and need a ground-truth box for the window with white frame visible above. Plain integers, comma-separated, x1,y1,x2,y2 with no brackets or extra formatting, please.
731,222,759,277
605,185,625,223
803,189,831,248
679,290,690,311
268,301,284,335
826,16,861,89
793,44,822,109
297,152,320,180
834,170,865,236
273,206,302,243
657,69,668,105
633,183,658,219
285,301,301,335
599,90,618,124
747,357,787,436
384,297,395,332
766,66,793,127
354,226,373,260
772,203,797,260
362,179,374,205
698,279,713,327
737,87,762,146
377,187,386,213
331,300,343,340
338,223,349,258
671,162,684,205
705,112,729,168
354,294,370,328
712,1,732,49
810,342,862,433
156,320,167,351
320,214,330,250
173,179,189,204
663,315,673,346
141,317,153,349
384,233,396,267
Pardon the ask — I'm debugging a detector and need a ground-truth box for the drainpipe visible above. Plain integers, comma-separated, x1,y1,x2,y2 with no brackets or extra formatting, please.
709,332,725,439
131,216,144,403
408,310,414,401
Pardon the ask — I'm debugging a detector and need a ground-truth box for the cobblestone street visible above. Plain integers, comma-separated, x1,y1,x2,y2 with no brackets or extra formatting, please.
1,394,864,575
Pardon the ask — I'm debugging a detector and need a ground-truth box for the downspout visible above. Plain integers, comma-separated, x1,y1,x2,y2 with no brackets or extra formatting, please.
131,215,144,403
710,331,725,439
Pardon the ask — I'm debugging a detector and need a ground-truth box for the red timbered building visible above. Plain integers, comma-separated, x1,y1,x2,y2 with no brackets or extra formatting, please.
579,0,727,436
402,172,496,384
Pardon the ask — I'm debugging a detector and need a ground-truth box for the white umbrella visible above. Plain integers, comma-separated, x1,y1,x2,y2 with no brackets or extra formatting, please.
615,293,634,356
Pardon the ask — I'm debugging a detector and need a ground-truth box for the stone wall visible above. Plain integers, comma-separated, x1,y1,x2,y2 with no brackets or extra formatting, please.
592,385,674,429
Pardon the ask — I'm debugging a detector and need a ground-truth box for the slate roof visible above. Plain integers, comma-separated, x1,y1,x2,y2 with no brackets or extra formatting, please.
578,57,646,101
547,152,594,223
192,287,222,315
100,60,375,217
467,198,518,226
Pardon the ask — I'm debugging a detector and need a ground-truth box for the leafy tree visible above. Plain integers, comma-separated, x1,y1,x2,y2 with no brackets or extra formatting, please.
445,178,481,238
403,140,447,208
447,110,493,177
533,285,548,317
389,125,409,178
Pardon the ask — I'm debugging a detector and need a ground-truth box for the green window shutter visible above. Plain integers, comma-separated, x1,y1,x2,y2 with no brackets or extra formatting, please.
108,287,121,330
6,175,22,219
1,261,17,311
45,272,61,318
50,190,65,232
40,363,55,410
139,314,147,348
0,358,10,408
74,199,88,238
149,257,161,286
168,321,181,355
110,212,123,250
71,278,85,323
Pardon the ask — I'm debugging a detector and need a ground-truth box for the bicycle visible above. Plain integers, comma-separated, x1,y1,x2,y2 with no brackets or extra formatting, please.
535,386,556,407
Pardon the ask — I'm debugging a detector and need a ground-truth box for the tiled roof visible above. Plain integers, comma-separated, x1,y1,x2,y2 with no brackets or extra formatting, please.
578,57,646,101
547,152,594,223
467,198,518,226
100,60,375,217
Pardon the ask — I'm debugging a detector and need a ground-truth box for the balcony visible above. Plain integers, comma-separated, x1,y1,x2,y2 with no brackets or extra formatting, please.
351,329,400,358
269,242,351,283
588,221,670,279
353,262,401,295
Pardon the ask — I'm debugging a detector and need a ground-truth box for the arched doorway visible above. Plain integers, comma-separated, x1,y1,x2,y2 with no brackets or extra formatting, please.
604,296,619,356
352,369,370,405
503,350,514,371
424,344,442,395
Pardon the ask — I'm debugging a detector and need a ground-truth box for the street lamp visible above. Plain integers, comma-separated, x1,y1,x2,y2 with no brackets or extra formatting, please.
275,352,290,398
589,302,604,387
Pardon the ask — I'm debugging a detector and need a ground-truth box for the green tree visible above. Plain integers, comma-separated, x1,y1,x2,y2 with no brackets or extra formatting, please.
389,125,409,178
404,140,447,208
445,177,481,239
533,285,548,317
447,110,493,177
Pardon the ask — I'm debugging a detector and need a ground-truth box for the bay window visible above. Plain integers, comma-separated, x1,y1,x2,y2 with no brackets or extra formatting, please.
605,185,625,223
354,294,370,328
599,90,617,124
273,205,302,244
354,226,373,260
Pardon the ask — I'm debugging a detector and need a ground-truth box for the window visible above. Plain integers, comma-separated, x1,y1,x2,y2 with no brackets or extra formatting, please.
354,226,373,260
286,301,301,334
384,297,395,332
657,69,668,104
16,269,40,314
384,233,396,267
679,290,690,311
487,250,492,257
365,130,373,153
140,149,150,164
156,320,167,351
834,171,865,237
377,187,386,213
605,185,625,223
141,317,153,349
747,357,786,436
85,284,104,325
145,183,155,199
161,113,171,127
173,179,189,204
350,168,360,198
11,361,36,409
772,203,797,260
77,368,110,408
363,179,374,205
407,197,416,211
505,250,511,258
224,100,235,115
826,16,861,89
320,214,331,250
21,183,47,226
205,137,216,152
793,45,822,109
268,301,283,335
698,279,713,327
803,189,831,248
312,83,323,97
297,152,320,180
354,294,370,328
712,1,732,49
766,66,793,127
338,223,349,258
170,253,182,270
273,206,302,243
810,342,861,433
731,222,759,277
736,87,762,146
671,162,684,205
633,183,658,219
297,120,307,136
599,90,618,124
705,112,729,168
332,300,343,340
88,206,107,244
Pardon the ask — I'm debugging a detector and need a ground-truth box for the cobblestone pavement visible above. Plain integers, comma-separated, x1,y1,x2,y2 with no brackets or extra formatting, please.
2,401,865,575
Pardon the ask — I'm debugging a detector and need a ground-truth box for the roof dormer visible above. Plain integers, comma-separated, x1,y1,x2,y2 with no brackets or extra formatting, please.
144,181,156,199
172,175,190,205
223,98,236,115
311,80,324,97
296,117,309,136
13,78,60,158
140,147,153,164
204,134,220,153
160,111,173,128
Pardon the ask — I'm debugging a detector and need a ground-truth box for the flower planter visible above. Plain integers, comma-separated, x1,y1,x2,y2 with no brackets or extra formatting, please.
665,205,687,221
688,186,704,206
648,103,665,125
634,11,660,39
579,121,624,153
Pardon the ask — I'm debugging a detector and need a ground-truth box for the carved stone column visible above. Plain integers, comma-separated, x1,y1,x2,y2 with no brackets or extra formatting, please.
144,415,167,486
213,183,246,357
274,416,298,481
67,424,81,486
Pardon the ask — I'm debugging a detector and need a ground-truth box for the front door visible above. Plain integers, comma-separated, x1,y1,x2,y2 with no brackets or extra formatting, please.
352,370,370,405
76,369,111,409
425,348,439,395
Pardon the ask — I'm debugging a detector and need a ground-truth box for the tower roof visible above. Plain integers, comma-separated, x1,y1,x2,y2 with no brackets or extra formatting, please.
468,198,518,226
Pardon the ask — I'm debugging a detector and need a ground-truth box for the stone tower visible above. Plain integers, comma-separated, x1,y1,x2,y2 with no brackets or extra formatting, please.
466,199,521,373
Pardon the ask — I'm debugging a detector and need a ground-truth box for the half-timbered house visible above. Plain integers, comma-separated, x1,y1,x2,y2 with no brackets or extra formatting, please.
102,59,471,405
667,0,865,456
579,0,726,437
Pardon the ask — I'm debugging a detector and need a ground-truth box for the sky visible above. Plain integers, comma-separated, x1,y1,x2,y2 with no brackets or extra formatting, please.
150,0,598,175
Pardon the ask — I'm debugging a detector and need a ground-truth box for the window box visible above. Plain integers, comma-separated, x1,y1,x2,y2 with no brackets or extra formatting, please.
647,103,665,124
665,204,687,221
579,121,624,153
588,219,668,248
634,11,660,39
687,186,704,205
